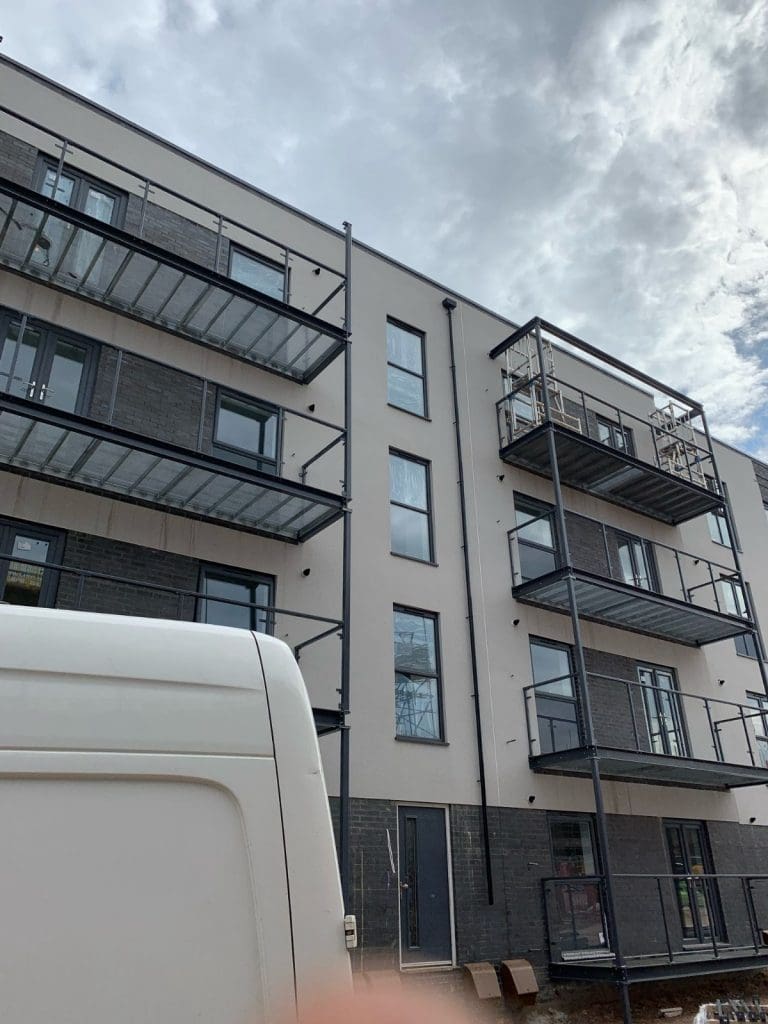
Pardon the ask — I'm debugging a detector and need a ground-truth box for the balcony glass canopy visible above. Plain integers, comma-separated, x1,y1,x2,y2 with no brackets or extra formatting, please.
0,180,346,384
0,394,343,542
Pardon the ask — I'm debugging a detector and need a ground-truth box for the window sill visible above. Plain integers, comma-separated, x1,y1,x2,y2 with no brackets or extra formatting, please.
391,551,439,567
395,735,449,746
387,402,431,423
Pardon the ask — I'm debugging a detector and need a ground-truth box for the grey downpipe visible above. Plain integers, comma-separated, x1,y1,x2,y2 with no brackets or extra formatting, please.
442,297,494,905
339,222,353,910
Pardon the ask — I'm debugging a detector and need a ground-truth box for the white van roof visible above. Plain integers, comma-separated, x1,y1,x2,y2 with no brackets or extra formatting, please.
0,605,279,756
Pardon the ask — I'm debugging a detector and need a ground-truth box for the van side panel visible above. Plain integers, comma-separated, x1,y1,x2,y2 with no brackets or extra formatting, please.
259,637,352,1013
0,766,294,1024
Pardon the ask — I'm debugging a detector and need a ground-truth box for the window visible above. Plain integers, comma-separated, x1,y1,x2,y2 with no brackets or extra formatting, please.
0,310,97,415
502,371,537,437
746,693,768,768
229,247,286,302
513,497,558,583
596,415,634,456
213,391,281,473
530,637,579,755
735,633,760,659
389,452,433,562
393,607,443,741
638,665,687,757
548,816,607,954
707,510,730,546
0,519,63,608
198,566,275,633
387,319,426,417
718,576,748,618
615,532,657,591
37,159,125,227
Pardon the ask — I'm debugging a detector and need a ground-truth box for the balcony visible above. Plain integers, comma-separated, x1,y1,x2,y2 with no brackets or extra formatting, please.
0,177,347,384
508,508,752,646
524,672,768,789
0,550,345,734
544,874,768,983
491,319,723,525
0,340,346,543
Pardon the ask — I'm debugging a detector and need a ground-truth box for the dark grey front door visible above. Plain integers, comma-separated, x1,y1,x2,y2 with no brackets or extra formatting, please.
398,806,452,965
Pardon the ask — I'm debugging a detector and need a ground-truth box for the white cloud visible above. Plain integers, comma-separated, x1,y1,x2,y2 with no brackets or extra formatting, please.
1,0,767,448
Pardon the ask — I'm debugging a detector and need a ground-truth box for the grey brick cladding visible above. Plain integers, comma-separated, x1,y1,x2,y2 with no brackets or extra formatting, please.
333,797,768,979
56,531,200,619
583,647,652,752
0,128,234,276
88,347,214,452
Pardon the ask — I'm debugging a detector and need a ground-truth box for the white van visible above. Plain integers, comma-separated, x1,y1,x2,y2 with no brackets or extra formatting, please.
0,605,352,1024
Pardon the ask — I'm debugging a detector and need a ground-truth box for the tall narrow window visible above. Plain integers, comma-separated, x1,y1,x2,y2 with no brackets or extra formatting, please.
389,452,433,562
707,510,730,546
513,497,558,583
530,637,579,755
198,566,275,634
615,532,657,591
393,606,443,740
718,576,748,618
387,319,426,417
638,665,687,757
548,816,607,954
746,693,768,768
0,520,63,608
229,247,286,302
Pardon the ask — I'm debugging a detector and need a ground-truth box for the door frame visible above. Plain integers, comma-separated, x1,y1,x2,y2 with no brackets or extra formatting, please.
0,516,65,608
395,803,456,969
663,819,726,946
637,663,690,758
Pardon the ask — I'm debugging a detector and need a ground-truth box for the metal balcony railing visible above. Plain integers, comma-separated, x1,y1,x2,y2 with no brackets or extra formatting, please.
544,873,768,979
0,552,344,733
0,103,349,383
0,340,346,542
491,318,724,524
508,508,752,646
523,672,768,788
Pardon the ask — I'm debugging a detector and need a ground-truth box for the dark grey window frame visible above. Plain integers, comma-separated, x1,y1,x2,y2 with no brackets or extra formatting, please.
389,449,435,564
547,812,602,874
735,633,761,660
596,414,635,456
0,307,99,417
212,387,283,475
393,603,445,744
614,529,659,592
386,317,428,419
196,563,276,633
33,155,127,228
637,662,690,758
512,494,558,584
227,244,288,303
0,515,65,609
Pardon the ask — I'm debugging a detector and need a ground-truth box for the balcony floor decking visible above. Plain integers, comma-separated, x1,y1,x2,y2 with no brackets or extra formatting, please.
500,423,722,525
0,179,346,384
0,392,344,542
513,567,751,647
549,945,768,984
530,745,768,790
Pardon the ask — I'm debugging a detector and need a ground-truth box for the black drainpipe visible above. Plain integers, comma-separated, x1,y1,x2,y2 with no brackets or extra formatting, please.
442,297,494,905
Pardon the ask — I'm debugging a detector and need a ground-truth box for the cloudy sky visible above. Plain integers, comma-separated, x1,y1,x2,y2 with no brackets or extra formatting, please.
2,0,767,451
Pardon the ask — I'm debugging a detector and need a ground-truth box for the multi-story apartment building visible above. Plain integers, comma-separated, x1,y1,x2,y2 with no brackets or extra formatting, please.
1,53,768,1022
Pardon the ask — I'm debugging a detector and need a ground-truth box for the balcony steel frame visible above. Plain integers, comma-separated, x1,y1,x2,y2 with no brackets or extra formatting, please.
544,873,768,984
491,318,724,525
0,178,347,384
524,674,768,789
508,508,752,646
